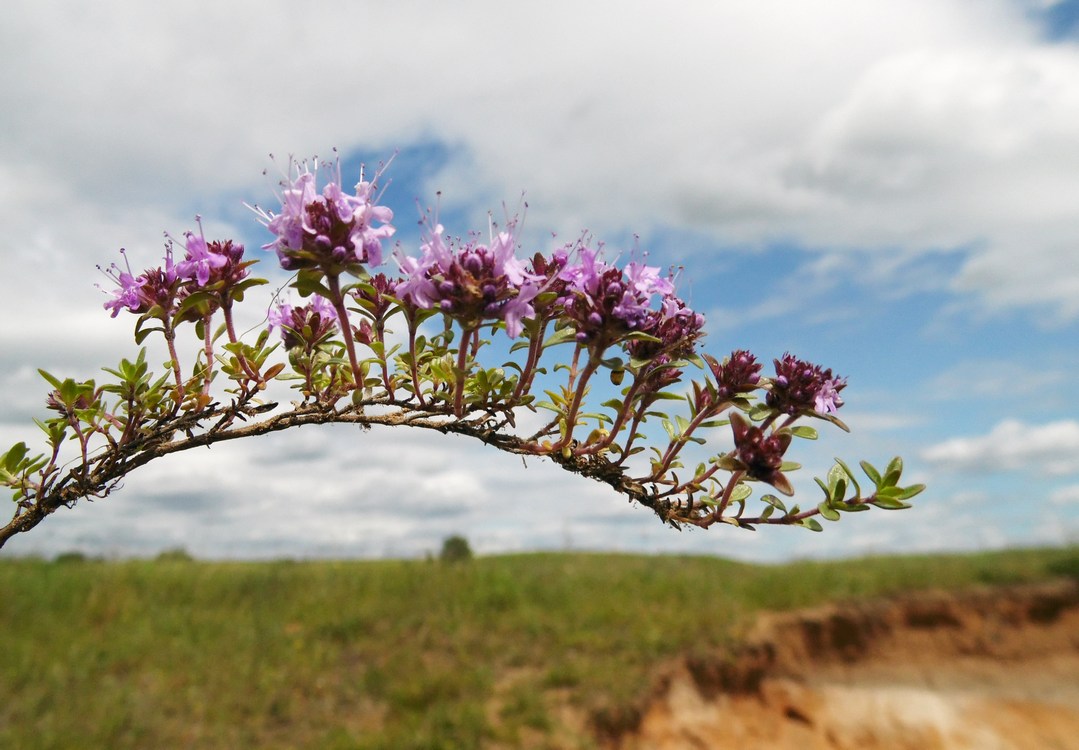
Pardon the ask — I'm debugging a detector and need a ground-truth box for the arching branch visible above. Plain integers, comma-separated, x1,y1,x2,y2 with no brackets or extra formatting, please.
0,157,923,549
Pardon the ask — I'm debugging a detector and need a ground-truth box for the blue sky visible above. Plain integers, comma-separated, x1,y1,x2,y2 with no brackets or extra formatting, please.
0,0,1077,561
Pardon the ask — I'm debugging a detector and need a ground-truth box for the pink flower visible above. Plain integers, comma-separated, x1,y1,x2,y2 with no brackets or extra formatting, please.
250,157,395,274
767,354,847,416
814,377,846,414
624,261,674,298
557,245,682,346
500,283,539,338
268,295,338,349
393,251,438,308
101,260,146,317
99,247,181,317
394,220,541,338
175,219,232,287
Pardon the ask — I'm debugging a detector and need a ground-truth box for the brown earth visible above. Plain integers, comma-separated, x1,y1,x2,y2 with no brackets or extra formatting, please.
600,579,1079,750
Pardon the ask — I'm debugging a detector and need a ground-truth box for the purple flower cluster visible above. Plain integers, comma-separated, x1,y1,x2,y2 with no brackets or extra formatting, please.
391,227,704,353
706,349,763,400
101,248,182,318
176,229,247,290
524,250,570,314
395,223,541,337
616,295,706,396
766,353,847,416
252,160,395,274
101,227,252,320
626,296,706,363
549,245,709,362
350,272,397,320
692,349,763,414
349,273,398,346
557,248,681,346
730,413,794,495
268,296,338,350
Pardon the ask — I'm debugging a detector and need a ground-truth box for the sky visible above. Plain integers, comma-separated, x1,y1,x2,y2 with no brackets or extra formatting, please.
1,0,1077,562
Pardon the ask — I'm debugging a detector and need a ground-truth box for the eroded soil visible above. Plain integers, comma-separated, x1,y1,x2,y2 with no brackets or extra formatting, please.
603,579,1079,750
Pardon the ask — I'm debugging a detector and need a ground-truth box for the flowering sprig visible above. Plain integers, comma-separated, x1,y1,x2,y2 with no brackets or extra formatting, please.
0,156,923,549
251,159,394,275
249,157,395,389
99,246,187,397
394,219,542,415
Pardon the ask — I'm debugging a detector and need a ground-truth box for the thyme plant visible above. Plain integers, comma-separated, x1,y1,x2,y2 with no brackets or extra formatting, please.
0,157,923,549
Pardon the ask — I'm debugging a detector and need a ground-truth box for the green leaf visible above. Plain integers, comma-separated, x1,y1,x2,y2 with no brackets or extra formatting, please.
229,277,269,302
34,418,68,447
730,483,752,503
826,463,845,492
294,269,332,299
173,290,216,322
712,454,742,471
895,483,926,500
134,323,163,345
824,464,848,503
799,517,824,532
882,456,903,487
652,391,689,403
543,389,566,407
747,403,772,421
37,369,63,390
621,331,662,344
662,419,677,441
834,457,862,498
542,327,577,349
873,484,919,507
817,501,841,522
837,501,870,513
58,379,81,406
790,425,818,440
3,442,28,473
761,494,787,513
872,493,912,510
860,460,882,486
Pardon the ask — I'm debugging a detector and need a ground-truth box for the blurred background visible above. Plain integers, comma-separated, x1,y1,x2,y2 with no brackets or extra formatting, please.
1,0,1077,562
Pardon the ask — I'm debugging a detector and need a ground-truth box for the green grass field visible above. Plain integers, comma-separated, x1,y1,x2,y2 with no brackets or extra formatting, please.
2,546,1077,749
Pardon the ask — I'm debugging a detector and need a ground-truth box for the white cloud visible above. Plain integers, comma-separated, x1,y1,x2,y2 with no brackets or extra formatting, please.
3,0,1078,561
1050,484,1079,505
1025,0,1068,11
922,418,1079,475
2,0,1078,321
780,44,1079,320
925,358,1072,408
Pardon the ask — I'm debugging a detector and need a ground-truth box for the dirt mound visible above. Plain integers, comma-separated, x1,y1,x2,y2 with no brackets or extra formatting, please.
604,579,1079,749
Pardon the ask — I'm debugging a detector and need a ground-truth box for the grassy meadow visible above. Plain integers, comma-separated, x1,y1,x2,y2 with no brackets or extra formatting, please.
2,546,1077,749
